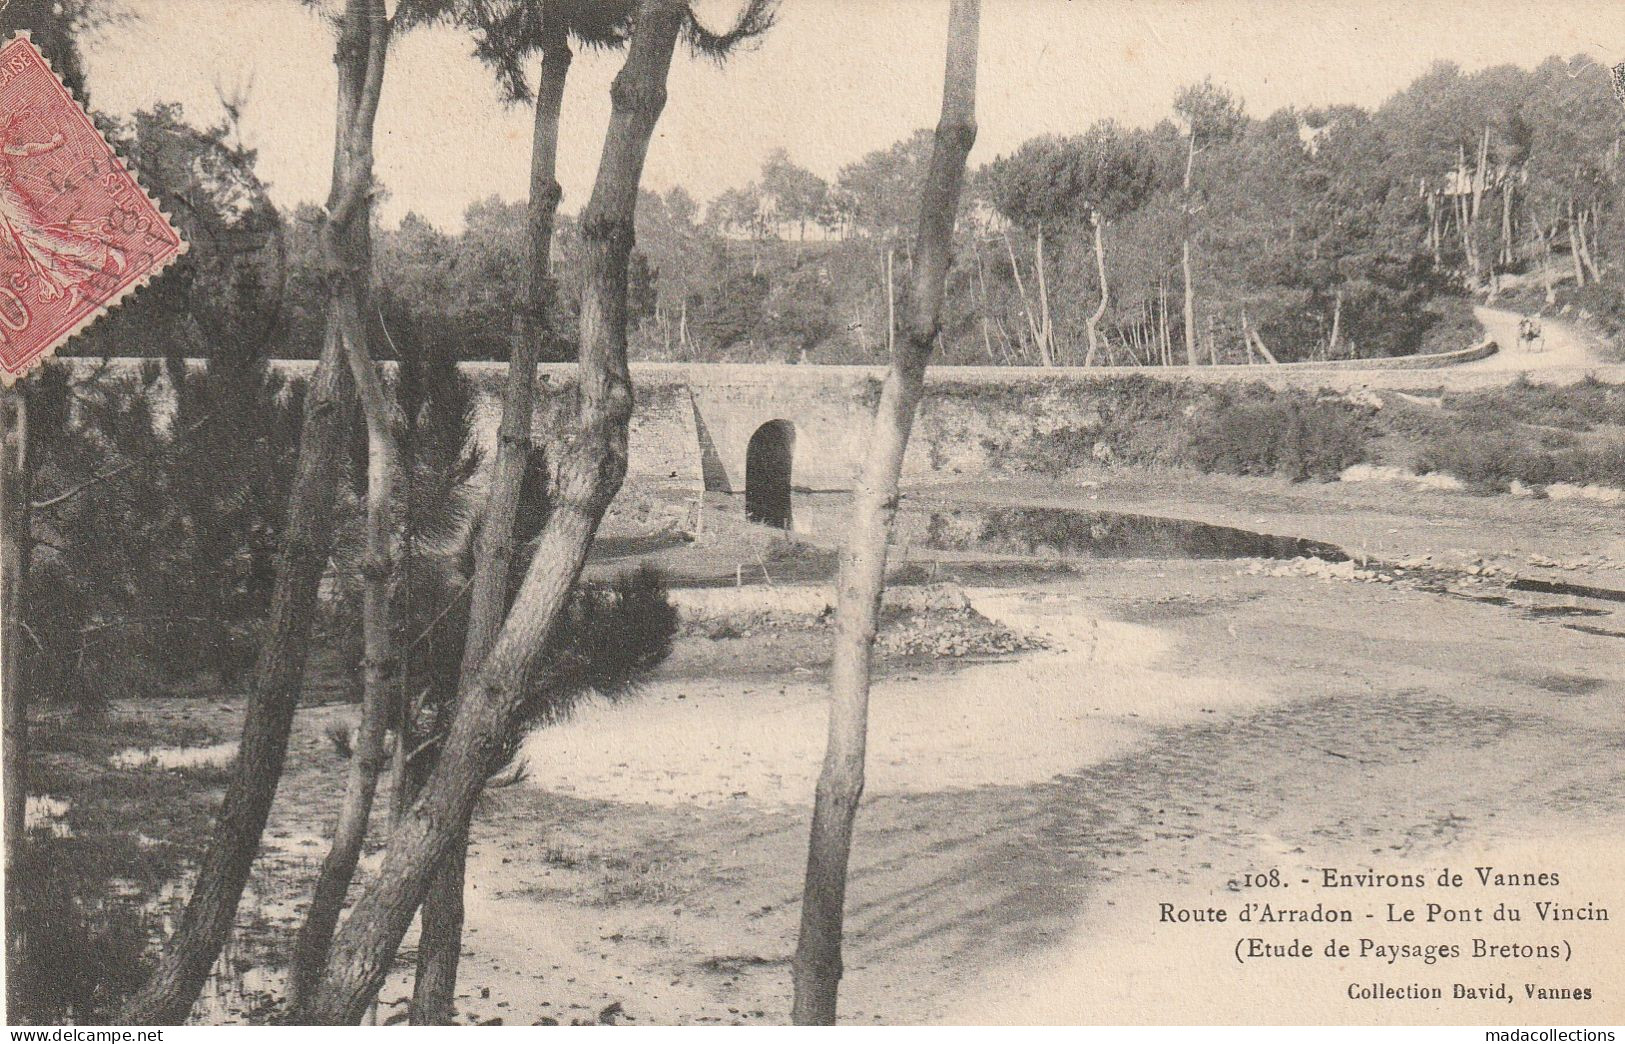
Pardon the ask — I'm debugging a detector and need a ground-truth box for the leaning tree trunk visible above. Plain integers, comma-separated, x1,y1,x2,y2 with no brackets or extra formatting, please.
281,0,393,1009
1002,230,1045,365
119,2,379,1025
1327,290,1343,358
120,283,356,1025
790,0,978,1025
411,20,575,1026
296,2,686,1023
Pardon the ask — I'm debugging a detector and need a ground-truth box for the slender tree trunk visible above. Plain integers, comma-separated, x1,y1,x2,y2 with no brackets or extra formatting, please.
1427,191,1442,265
1541,227,1556,304
885,247,896,356
1469,128,1489,286
411,23,574,1026
120,9,383,1009
1158,278,1172,365
1002,230,1045,364
2,385,29,971
1470,128,1488,226
1327,290,1343,358
1181,134,1199,364
1462,187,1475,268
1568,200,1586,287
973,242,996,362
1578,206,1601,282
1460,144,1481,291
297,3,685,1022
280,0,394,1010
1252,329,1278,365
1501,178,1514,266
790,0,978,1024
1206,313,1218,366
1083,211,1107,367
1034,227,1053,364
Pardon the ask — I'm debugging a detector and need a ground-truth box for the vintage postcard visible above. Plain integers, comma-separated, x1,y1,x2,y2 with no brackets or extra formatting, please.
0,0,1622,1031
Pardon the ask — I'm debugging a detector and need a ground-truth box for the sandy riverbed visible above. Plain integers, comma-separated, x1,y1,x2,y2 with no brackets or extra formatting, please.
49,472,1625,1025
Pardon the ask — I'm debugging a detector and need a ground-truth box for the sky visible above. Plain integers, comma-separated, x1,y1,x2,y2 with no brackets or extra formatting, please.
81,0,1625,232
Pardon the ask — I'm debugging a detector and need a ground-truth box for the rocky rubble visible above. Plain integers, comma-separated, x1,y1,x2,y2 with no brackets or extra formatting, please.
681,583,1048,660
1240,557,1393,583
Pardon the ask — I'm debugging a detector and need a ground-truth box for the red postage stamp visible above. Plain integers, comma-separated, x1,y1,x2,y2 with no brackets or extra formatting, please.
0,32,186,385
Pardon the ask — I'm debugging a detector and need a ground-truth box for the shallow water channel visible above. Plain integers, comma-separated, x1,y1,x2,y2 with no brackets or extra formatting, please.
901,505,1348,562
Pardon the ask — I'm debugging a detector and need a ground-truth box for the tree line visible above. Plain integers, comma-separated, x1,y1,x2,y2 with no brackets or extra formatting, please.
63,53,1625,369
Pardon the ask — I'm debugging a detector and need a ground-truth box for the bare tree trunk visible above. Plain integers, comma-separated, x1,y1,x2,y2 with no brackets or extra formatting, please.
1245,312,1279,365
297,2,685,1022
1252,330,1278,365
1460,144,1482,291
885,247,896,356
2,385,29,961
1471,127,1488,225
1469,128,1489,287
411,21,574,1026
973,242,996,362
1206,313,1218,365
1501,178,1514,266
120,10,383,1009
280,0,394,1010
1568,200,1586,287
1158,278,1172,365
1181,134,1199,364
1454,182,1468,275
1083,211,1107,367
121,281,357,1026
790,0,978,1024
1002,229,1046,365
1541,227,1556,304
1578,206,1601,282
1034,227,1053,364
1327,290,1343,357
1427,191,1442,266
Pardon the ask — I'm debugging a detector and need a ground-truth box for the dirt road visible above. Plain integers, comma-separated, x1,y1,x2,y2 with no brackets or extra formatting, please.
1463,306,1609,374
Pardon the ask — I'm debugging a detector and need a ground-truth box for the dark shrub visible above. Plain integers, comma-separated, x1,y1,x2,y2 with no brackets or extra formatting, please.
1182,390,1371,481
6,839,152,1024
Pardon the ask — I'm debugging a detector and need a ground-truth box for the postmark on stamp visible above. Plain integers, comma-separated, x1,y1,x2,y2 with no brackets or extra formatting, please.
0,31,186,385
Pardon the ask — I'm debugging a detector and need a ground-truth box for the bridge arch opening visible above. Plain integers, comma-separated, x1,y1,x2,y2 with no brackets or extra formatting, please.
745,420,795,529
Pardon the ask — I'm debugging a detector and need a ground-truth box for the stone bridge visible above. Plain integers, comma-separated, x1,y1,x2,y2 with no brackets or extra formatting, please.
78,341,1624,531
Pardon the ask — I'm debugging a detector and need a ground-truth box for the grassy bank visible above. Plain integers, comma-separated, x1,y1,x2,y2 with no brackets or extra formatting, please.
982,374,1625,493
